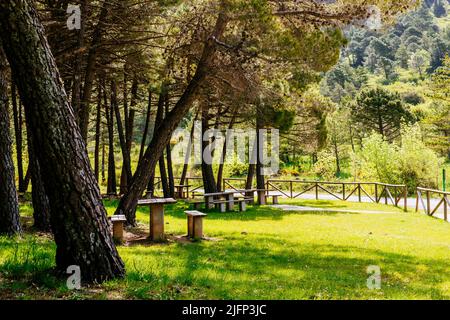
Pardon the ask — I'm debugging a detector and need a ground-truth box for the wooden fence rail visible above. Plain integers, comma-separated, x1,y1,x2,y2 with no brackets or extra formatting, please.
152,177,408,211
223,178,408,212
416,187,449,221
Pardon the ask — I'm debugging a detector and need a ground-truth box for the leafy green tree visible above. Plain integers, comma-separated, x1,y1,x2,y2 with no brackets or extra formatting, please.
408,49,431,78
351,88,415,142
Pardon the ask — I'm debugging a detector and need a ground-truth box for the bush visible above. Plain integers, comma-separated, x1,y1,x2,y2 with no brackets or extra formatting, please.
313,151,339,180
351,127,442,193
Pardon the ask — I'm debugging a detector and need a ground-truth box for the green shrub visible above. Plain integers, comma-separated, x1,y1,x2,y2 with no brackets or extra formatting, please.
313,151,339,180
351,126,442,193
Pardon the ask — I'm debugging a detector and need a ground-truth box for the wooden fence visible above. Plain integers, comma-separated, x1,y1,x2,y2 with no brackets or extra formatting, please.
152,177,408,211
416,187,449,221
223,178,408,211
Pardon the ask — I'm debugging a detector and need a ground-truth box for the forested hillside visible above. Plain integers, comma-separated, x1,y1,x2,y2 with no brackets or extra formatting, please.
280,0,450,191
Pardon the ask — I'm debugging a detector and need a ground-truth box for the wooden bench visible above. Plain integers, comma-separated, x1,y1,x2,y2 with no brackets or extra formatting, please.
110,215,127,243
185,211,207,240
266,194,280,205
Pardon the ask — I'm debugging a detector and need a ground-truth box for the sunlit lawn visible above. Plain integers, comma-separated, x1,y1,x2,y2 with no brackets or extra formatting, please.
1,198,449,300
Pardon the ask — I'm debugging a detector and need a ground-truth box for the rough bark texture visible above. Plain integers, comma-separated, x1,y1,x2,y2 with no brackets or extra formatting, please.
0,46,21,236
11,83,26,192
104,82,117,195
165,95,175,198
115,12,229,224
79,2,111,141
201,105,217,194
139,90,152,163
0,0,124,282
26,123,51,232
256,115,265,191
94,84,102,181
112,81,132,195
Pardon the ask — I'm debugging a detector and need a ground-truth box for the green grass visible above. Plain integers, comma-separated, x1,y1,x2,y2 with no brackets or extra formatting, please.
1,199,449,300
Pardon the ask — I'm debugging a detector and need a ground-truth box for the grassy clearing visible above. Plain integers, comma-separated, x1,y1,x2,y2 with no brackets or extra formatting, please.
1,199,449,300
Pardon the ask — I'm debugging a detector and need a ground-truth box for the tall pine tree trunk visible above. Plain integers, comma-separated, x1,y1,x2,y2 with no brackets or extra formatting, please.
0,46,21,236
104,81,117,196
201,105,217,194
26,121,51,232
11,82,26,192
0,0,124,282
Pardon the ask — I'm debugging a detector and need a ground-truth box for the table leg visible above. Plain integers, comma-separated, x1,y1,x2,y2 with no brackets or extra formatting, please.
206,196,214,209
193,217,203,240
226,194,234,211
150,204,165,241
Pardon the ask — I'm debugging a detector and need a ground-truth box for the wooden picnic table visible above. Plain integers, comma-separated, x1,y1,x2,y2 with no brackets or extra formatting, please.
174,185,192,199
137,198,177,241
203,191,235,210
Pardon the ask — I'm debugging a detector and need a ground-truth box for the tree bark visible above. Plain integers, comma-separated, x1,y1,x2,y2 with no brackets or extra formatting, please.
256,113,265,191
104,81,117,195
201,105,217,194
0,46,21,236
165,94,175,197
26,120,51,232
94,83,102,181
11,82,26,192
139,89,152,163
0,0,124,282
79,2,111,141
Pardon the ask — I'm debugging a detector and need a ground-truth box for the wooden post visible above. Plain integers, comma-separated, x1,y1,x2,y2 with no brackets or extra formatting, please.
342,183,345,201
150,203,165,241
375,184,378,203
415,189,420,212
290,181,293,199
403,186,408,212
443,195,448,222
358,183,361,202
426,191,431,215
315,182,319,200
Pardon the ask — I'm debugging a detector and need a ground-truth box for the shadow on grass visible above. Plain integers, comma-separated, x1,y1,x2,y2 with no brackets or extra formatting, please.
1,228,449,299
124,235,449,299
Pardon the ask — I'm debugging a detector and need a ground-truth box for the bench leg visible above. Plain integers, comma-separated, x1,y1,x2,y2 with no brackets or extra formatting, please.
192,217,204,240
239,201,246,212
226,197,235,211
219,203,226,213
112,221,124,243
187,216,194,238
